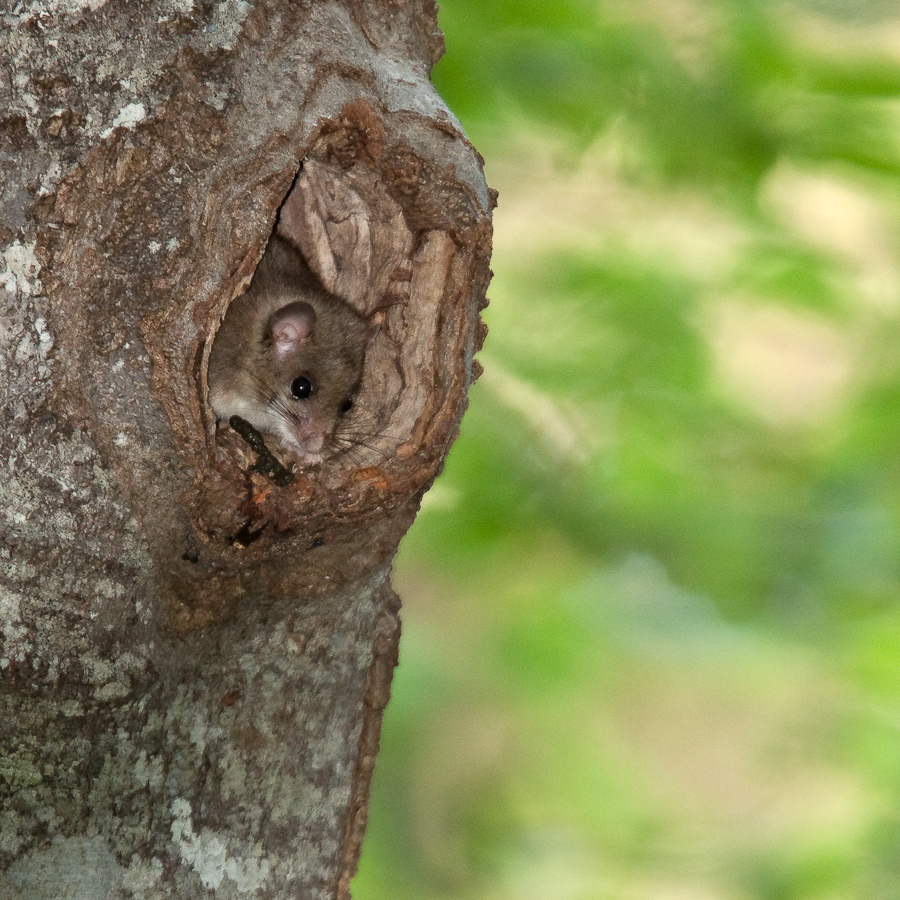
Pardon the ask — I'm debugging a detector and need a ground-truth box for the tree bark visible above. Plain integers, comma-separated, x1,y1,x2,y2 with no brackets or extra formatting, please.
0,2,492,897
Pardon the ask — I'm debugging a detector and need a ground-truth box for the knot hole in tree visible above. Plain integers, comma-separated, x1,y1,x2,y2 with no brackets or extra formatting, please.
160,105,491,632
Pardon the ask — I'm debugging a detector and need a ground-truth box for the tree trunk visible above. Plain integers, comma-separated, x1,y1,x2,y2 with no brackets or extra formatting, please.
0,2,492,897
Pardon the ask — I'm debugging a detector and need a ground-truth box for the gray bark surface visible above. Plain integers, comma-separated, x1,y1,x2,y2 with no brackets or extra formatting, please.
0,1,492,897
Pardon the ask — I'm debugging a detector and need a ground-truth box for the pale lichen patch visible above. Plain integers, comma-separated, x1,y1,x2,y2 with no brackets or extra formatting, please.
0,811,25,856
45,0,110,13
59,699,85,718
0,836,124,900
122,855,164,893
0,748,42,788
132,749,165,791
170,798,271,893
37,160,63,198
0,241,42,298
100,102,147,138
33,317,54,356
0,588,29,668
206,0,252,51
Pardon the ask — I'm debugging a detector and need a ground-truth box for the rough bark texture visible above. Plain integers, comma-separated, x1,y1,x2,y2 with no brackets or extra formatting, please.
0,1,492,897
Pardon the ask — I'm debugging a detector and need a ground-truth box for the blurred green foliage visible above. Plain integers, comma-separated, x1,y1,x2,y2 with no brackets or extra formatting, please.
354,1,900,897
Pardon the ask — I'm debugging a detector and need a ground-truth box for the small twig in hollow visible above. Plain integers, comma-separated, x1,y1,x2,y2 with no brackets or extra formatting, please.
228,415,295,486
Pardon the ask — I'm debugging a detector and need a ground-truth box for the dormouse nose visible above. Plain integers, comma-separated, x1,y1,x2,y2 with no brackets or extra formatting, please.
296,422,325,454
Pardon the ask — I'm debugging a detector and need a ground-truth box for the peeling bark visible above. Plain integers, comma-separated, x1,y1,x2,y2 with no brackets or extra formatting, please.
0,2,492,897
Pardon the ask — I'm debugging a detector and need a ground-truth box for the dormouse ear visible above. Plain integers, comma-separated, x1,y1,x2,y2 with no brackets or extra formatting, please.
268,302,316,357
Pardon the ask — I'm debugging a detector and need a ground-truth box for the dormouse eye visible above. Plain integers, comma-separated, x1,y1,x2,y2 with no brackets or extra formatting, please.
340,397,353,414
290,376,313,400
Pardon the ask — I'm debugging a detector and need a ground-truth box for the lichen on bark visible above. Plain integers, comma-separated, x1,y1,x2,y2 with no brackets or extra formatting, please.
0,1,492,897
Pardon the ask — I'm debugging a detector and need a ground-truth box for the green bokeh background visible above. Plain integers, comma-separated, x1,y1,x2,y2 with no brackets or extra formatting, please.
354,2,900,897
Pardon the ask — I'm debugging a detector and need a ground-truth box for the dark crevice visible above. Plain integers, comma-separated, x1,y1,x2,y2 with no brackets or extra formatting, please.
232,522,265,548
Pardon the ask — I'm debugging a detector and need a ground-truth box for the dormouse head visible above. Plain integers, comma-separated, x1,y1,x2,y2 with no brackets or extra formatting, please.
264,298,368,463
